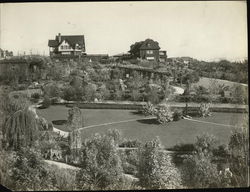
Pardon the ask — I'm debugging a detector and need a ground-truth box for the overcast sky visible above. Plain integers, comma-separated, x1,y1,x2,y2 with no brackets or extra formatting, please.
0,1,247,61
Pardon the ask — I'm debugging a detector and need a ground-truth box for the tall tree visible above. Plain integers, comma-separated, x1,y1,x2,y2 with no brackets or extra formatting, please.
137,137,182,189
76,132,124,190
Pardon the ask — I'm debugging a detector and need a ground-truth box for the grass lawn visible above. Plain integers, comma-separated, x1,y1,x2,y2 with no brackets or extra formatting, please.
192,77,248,89
37,105,247,148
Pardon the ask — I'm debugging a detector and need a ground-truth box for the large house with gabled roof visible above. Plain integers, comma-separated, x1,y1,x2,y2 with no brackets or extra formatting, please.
48,33,85,57
129,39,167,62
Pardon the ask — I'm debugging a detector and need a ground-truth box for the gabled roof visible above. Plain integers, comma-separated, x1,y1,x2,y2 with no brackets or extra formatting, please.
48,34,85,51
139,39,160,50
56,35,85,48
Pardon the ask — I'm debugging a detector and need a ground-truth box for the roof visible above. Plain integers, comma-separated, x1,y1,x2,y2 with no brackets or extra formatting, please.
56,35,85,48
48,34,85,50
130,39,160,53
139,39,160,50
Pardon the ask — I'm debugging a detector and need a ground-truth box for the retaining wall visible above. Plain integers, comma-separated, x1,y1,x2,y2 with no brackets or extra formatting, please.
62,102,248,113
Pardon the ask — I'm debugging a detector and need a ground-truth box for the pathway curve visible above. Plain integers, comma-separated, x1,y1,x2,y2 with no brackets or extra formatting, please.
53,116,156,137
183,117,236,127
53,115,238,139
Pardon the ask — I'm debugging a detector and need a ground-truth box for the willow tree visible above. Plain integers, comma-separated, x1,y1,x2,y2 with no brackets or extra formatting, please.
2,93,39,150
3,107,39,150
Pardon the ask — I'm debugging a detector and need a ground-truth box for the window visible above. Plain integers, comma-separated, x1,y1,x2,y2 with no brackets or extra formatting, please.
146,50,153,54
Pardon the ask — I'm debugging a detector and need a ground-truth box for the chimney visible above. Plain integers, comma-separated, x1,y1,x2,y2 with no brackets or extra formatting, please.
58,33,61,42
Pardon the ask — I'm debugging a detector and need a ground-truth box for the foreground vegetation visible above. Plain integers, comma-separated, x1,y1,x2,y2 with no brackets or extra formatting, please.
0,91,248,190
0,55,248,190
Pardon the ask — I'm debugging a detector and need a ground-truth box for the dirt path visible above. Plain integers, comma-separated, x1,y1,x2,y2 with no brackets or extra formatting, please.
77,116,155,131
183,117,236,128
44,160,80,170
53,116,156,137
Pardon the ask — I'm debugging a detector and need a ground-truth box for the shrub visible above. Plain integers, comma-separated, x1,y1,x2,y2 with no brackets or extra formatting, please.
155,105,173,124
40,96,51,109
31,92,40,100
119,139,142,148
142,102,157,116
76,132,124,190
228,126,248,187
173,110,183,121
199,103,211,117
63,86,77,101
146,86,161,104
137,137,182,189
181,152,220,188
180,133,221,188
169,143,195,152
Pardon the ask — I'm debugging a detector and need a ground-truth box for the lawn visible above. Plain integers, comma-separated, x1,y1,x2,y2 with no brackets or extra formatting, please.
37,105,247,148
192,77,248,89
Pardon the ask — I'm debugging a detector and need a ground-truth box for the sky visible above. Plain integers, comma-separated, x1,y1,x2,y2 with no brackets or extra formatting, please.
0,1,247,61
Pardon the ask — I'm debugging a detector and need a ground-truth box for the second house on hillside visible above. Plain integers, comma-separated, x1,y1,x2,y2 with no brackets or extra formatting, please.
129,39,167,62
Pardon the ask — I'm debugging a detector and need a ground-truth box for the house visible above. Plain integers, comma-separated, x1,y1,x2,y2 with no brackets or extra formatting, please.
48,33,85,57
129,39,167,62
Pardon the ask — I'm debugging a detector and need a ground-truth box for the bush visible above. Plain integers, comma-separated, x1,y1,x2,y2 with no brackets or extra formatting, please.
138,137,182,189
119,139,142,148
142,102,157,116
173,110,183,121
63,86,77,101
155,105,173,124
31,92,41,100
199,103,211,117
181,152,220,188
169,143,195,152
180,133,221,188
40,96,51,109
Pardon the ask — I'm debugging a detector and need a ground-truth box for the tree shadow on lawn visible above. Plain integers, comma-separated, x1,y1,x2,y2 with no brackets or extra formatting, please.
137,118,160,125
130,111,145,116
52,120,67,125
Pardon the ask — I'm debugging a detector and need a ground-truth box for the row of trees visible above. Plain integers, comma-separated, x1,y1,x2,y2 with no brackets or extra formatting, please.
189,59,248,84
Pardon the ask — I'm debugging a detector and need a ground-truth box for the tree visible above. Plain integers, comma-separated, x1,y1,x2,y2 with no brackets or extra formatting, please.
2,107,40,150
84,83,98,101
99,84,111,100
199,103,212,117
142,102,157,116
2,95,40,150
181,133,220,188
3,148,55,191
231,85,248,104
181,151,220,188
76,132,124,190
228,119,248,187
66,106,84,131
41,95,51,109
1,93,30,116
155,104,173,124
43,83,61,98
146,85,161,104
137,137,182,189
